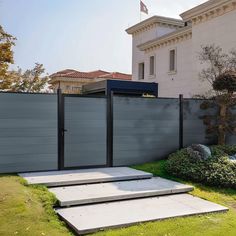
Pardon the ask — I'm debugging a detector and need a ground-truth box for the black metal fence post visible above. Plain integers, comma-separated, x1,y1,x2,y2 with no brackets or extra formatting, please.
107,90,114,167
179,94,184,150
57,89,64,170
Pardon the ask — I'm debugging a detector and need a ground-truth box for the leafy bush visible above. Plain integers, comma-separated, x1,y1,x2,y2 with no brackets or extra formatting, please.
213,72,236,92
166,145,236,189
212,145,236,155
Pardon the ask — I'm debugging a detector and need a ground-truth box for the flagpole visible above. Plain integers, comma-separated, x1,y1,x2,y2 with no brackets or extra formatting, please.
140,0,148,22
140,1,141,22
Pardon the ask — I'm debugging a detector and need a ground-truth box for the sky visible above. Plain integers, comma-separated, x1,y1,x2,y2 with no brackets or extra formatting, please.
0,0,207,75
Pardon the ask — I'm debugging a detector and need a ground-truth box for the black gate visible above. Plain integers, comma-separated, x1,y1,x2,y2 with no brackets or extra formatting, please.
58,93,108,170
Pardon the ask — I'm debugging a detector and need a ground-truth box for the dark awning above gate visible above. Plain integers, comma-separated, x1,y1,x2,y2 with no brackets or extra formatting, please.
82,80,158,97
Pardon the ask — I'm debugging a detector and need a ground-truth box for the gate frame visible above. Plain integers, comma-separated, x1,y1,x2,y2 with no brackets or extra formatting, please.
57,89,111,170
57,89,183,171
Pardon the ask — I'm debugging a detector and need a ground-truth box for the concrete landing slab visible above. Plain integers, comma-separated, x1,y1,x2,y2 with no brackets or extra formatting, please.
56,194,228,235
50,177,193,206
19,167,152,187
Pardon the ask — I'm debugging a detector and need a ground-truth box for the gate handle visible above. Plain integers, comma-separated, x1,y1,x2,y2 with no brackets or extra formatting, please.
62,129,67,136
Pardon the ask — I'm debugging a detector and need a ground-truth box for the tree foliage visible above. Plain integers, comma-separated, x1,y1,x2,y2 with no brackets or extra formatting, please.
0,25,50,93
213,72,236,92
199,45,236,145
0,25,16,79
5,63,49,93
199,45,236,86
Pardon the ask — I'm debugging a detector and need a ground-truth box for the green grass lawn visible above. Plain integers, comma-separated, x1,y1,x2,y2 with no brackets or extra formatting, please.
0,161,236,236
95,161,236,236
0,175,72,236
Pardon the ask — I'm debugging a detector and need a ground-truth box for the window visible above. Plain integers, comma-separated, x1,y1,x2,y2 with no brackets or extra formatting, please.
66,85,71,90
169,49,176,72
138,63,145,80
72,87,80,91
149,56,155,75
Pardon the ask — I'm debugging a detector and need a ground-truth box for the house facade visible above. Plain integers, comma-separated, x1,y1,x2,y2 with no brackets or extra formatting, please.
49,69,131,94
126,0,236,98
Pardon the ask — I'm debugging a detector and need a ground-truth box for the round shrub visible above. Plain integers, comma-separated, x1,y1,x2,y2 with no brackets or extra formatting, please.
213,72,236,92
165,145,236,189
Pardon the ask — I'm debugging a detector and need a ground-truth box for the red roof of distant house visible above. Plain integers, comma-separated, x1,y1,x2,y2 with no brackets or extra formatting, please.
88,70,110,77
50,69,132,80
98,72,132,81
51,70,91,79
50,69,110,79
50,69,78,77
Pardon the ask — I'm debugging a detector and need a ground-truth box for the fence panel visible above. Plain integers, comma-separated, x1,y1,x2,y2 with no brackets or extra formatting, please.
64,96,107,168
1,92,235,174
0,93,58,173
183,99,217,147
226,106,236,145
113,97,179,166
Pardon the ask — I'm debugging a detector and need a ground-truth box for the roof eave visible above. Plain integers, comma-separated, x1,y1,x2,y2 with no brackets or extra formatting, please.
126,16,184,35
138,26,192,51
180,0,232,21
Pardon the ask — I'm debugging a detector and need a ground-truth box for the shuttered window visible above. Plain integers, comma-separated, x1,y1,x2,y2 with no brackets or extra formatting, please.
169,49,176,72
138,63,145,80
149,56,155,75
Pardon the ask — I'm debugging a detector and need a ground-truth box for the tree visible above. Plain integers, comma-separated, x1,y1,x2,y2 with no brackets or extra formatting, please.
0,25,16,80
199,45,236,145
199,45,236,88
0,25,50,93
7,63,49,93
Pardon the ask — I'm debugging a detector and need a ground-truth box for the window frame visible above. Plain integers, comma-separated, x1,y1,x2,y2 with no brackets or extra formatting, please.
138,62,145,80
169,48,177,73
66,85,71,90
72,86,81,91
149,55,155,76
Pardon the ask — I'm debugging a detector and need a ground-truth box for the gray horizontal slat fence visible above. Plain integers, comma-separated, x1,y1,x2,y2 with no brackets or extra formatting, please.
1,92,236,174
226,106,236,145
64,96,107,168
183,99,217,147
0,93,58,173
113,96,179,166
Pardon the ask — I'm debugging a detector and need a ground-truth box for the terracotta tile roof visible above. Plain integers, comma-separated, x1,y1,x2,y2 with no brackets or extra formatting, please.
99,72,132,80
88,70,110,77
50,70,91,79
50,69,132,80
50,69,110,79
50,69,78,77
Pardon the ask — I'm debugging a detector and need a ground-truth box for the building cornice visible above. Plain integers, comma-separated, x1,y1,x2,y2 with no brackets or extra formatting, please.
180,0,236,25
126,16,184,36
137,26,192,53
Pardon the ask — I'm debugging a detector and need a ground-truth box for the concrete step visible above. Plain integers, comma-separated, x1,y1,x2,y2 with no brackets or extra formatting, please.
19,167,152,187
50,177,193,206
56,193,228,235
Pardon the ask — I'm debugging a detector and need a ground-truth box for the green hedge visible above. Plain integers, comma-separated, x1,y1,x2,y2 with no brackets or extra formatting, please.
165,145,236,189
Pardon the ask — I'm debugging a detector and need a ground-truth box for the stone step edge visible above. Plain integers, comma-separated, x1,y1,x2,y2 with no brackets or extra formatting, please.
56,186,194,207
56,194,228,235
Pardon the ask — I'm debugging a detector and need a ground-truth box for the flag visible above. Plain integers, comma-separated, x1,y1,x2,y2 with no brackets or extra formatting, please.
140,1,148,14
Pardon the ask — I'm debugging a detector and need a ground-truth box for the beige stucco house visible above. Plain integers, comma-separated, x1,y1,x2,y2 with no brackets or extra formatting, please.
49,69,131,94
126,0,236,98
